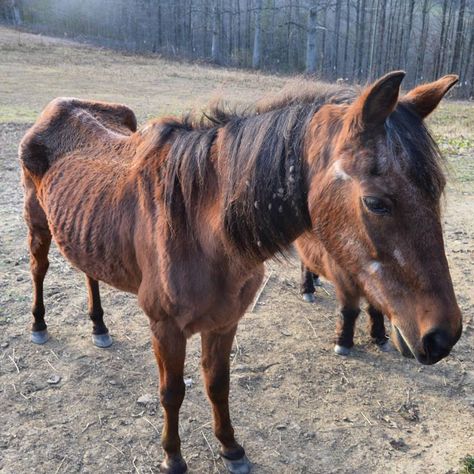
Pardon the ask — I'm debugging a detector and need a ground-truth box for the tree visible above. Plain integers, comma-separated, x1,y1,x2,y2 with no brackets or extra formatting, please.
252,0,263,68
211,0,221,63
451,0,466,74
305,5,317,74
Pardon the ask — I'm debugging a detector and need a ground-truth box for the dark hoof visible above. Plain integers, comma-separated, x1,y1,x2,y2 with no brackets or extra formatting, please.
377,339,393,352
221,455,252,474
31,329,49,345
160,457,187,474
334,344,351,356
92,332,113,348
313,276,322,287
302,293,316,303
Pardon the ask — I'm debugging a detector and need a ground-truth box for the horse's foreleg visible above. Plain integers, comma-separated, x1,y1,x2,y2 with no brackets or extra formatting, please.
85,275,112,348
150,319,187,474
334,304,360,356
300,262,316,303
201,325,251,474
367,304,389,350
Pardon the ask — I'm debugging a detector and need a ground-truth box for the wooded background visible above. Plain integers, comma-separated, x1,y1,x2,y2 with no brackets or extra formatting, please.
1,0,473,98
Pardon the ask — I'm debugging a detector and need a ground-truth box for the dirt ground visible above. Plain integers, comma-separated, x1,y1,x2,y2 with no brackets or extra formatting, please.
0,28,473,474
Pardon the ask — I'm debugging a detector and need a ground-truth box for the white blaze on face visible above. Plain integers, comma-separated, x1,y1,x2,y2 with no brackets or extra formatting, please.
333,160,351,181
393,248,406,267
368,260,382,275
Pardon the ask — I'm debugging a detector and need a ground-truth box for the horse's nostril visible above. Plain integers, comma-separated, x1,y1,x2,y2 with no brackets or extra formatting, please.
422,329,451,361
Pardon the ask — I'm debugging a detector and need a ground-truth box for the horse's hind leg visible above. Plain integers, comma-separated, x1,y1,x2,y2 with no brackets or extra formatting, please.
24,178,51,344
85,275,112,348
201,325,251,474
367,304,390,351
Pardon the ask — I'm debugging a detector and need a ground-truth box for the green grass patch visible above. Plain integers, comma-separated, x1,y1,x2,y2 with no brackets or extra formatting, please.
0,105,39,123
459,455,474,474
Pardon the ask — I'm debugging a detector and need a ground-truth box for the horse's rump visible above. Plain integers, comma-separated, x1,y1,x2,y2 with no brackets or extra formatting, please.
19,98,137,177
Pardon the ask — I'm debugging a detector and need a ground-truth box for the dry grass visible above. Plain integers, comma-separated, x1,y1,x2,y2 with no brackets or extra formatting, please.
0,26,288,124
0,24,472,190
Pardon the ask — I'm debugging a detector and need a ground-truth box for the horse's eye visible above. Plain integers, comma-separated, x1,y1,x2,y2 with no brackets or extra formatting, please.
362,196,391,215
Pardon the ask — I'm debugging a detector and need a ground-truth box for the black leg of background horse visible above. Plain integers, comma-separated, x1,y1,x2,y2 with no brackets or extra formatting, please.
85,275,112,348
367,304,389,350
151,319,187,474
301,262,316,303
334,306,360,355
28,227,52,344
201,325,250,474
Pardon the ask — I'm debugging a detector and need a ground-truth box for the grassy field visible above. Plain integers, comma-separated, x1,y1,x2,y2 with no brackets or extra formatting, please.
1,26,472,190
0,26,473,474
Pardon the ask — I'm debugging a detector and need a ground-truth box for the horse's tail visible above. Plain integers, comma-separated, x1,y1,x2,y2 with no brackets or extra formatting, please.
19,97,137,178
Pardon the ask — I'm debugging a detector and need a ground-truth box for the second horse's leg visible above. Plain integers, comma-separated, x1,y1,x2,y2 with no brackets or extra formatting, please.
334,306,360,355
201,325,251,474
86,275,112,348
367,304,390,351
301,263,316,303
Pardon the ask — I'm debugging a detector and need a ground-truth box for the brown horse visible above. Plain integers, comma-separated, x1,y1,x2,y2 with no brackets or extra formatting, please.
20,72,462,473
298,259,389,356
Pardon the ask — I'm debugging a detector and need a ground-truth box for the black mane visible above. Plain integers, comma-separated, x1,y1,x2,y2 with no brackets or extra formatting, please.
149,81,445,261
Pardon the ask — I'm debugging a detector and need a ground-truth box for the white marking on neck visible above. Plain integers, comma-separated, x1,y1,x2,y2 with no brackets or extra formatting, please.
368,261,382,275
393,249,406,267
333,160,351,181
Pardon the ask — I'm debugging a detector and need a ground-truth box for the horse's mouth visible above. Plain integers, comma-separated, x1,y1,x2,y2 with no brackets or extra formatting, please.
391,325,415,359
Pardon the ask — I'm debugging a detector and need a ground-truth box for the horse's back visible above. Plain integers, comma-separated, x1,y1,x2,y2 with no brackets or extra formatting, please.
19,97,137,177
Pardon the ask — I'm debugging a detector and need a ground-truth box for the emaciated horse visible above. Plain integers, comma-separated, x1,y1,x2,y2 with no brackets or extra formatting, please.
20,72,462,473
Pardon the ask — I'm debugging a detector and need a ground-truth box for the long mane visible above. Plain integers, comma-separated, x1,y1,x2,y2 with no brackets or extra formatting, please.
140,80,445,261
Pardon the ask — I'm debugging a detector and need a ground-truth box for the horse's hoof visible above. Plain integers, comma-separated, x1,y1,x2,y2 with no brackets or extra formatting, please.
160,457,187,474
31,329,49,345
92,332,113,348
313,276,322,287
334,344,351,356
302,293,316,303
377,340,393,352
221,455,252,474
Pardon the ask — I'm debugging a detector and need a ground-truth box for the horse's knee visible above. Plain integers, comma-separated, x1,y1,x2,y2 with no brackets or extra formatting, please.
160,382,185,410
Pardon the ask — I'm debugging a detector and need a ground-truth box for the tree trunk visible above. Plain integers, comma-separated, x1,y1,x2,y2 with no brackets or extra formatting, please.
333,0,342,78
402,0,415,71
211,0,221,63
252,0,263,69
356,0,367,81
305,6,317,74
451,0,466,74
433,0,448,78
342,0,350,78
11,0,22,25
415,0,430,82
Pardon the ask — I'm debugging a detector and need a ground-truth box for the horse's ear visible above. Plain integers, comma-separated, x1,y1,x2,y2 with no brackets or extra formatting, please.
352,71,406,128
402,75,459,119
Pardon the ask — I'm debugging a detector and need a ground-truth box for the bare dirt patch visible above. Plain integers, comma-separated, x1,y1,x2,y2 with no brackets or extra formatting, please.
0,28,473,474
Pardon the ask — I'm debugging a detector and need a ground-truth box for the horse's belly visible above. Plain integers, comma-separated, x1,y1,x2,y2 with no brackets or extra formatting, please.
41,162,141,294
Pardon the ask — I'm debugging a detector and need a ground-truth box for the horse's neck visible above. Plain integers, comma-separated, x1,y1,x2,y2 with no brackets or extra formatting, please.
216,110,313,263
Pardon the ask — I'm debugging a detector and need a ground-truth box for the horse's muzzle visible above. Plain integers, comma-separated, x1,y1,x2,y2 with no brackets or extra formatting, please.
391,325,415,360
392,324,462,365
